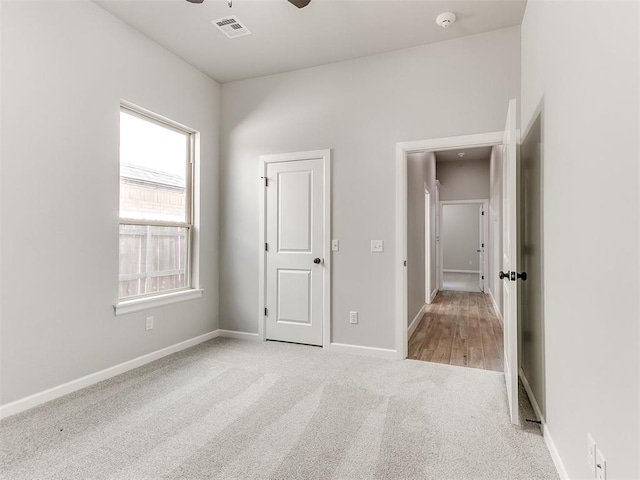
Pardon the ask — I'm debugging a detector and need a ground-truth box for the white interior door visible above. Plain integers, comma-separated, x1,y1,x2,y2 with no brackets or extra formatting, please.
424,190,431,304
502,98,519,424
478,204,484,292
265,157,325,346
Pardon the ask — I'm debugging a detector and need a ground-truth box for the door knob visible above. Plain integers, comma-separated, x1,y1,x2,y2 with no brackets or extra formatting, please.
512,271,527,281
313,257,322,264
499,271,509,280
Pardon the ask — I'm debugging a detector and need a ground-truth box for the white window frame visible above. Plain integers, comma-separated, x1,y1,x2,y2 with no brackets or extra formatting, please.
114,102,202,316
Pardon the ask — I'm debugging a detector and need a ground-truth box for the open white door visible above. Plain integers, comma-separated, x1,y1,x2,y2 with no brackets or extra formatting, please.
502,99,520,425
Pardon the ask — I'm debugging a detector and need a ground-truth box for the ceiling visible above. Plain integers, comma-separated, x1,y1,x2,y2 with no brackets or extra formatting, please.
435,146,493,162
92,0,527,83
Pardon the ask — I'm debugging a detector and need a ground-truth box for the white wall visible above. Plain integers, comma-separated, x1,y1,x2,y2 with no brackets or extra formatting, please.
0,0,220,405
406,152,435,324
442,204,480,271
220,26,520,349
522,1,639,478
488,145,503,316
436,159,490,201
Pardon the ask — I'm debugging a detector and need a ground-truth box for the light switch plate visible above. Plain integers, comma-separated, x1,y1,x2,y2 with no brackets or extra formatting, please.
349,311,358,324
332,240,339,252
371,240,384,253
145,316,154,331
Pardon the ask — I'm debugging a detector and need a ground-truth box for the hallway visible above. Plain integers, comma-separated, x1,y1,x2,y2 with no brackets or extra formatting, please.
408,291,504,372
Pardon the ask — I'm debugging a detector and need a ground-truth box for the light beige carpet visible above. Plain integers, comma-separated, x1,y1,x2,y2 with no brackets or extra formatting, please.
0,337,557,479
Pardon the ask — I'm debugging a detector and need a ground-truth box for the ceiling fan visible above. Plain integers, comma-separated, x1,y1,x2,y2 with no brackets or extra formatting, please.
186,0,311,7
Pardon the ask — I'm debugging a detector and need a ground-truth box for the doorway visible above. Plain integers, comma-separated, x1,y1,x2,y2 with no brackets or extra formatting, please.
258,149,331,348
440,200,488,293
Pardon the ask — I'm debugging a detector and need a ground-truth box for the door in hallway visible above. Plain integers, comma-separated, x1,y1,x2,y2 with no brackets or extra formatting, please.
501,98,520,425
264,152,329,346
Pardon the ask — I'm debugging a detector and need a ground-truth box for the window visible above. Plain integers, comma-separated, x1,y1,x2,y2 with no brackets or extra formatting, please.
118,106,194,301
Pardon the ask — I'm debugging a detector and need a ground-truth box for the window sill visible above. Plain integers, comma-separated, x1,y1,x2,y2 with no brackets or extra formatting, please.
114,289,203,316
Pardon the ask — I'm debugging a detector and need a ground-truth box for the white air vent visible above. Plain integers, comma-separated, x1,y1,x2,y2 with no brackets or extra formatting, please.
212,15,251,39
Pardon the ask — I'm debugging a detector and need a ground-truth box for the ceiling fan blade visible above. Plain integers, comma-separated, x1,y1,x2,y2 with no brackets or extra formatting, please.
287,0,311,8
186,0,204,3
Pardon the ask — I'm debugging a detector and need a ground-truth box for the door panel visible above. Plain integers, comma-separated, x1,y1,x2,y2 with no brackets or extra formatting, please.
502,98,519,425
278,171,312,252
277,269,311,324
266,158,324,346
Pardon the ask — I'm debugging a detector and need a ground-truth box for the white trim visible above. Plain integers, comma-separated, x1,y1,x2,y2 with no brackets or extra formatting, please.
0,330,219,420
519,368,568,480
442,269,480,274
114,288,203,316
408,304,427,339
519,368,544,425
396,132,503,360
424,188,431,304
329,342,397,360
258,149,331,349
543,425,570,480
217,329,260,341
430,289,438,303
488,288,503,326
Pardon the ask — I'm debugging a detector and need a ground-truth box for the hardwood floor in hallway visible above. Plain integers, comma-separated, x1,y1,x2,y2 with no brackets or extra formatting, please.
408,291,504,372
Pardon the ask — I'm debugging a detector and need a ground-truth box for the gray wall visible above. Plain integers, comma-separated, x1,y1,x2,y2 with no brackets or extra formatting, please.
436,159,490,201
406,152,436,325
520,114,544,419
0,0,220,405
220,27,521,349
522,1,639,478
488,146,503,317
442,204,480,271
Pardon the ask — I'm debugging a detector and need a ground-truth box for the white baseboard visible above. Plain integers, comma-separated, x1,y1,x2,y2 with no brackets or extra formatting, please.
408,304,427,339
217,329,260,341
0,330,220,420
543,423,570,480
443,269,480,274
329,342,397,360
430,289,438,303
488,288,503,326
519,368,544,425
519,368,569,480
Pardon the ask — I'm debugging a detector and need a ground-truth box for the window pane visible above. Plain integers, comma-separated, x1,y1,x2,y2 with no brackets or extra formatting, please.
119,225,189,299
119,110,189,223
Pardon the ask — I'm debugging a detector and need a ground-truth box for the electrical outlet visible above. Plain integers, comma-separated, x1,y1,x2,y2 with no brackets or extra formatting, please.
349,311,359,324
587,433,596,474
145,316,154,331
332,240,339,252
595,447,606,480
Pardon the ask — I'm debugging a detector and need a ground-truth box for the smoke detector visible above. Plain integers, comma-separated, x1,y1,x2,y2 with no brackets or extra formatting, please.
436,12,456,29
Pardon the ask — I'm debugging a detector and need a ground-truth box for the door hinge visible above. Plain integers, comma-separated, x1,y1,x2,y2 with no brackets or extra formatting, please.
264,307,268,316
265,242,268,252
404,260,407,267
482,243,485,248
482,275,485,280
261,176,268,187
482,211,485,216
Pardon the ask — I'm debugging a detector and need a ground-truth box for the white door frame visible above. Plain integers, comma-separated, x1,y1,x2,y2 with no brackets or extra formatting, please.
258,149,332,349
395,132,503,360
439,199,489,293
